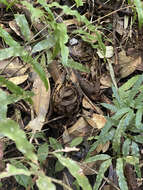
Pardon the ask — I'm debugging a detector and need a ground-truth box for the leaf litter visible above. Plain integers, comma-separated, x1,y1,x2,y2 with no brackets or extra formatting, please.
0,0,143,190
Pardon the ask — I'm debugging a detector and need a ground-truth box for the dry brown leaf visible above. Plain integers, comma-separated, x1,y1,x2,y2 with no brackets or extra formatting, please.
0,58,28,76
9,20,22,38
8,75,28,85
26,74,51,132
85,113,107,129
63,117,92,144
118,50,142,78
100,74,112,88
82,97,93,109
64,18,79,26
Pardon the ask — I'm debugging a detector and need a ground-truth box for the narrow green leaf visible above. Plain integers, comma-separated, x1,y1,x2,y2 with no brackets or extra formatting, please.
10,160,32,188
70,137,83,147
128,74,143,102
124,156,139,165
119,75,139,95
101,103,117,112
0,26,19,47
55,160,65,173
131,142,139,156
116,158,128,190
15,14,31,42
93,159,112,190
134,0,143,28
95,31,106,56
112,107,131,120
49,137,62,150
0,119,37,163
21,1,44,21
135,108,143,128
32,35,55,53
112,118,124,153
0,46,26,61
67,59,89,72
74,0,83,7
38,143,49,163
122,139,131,156
85,154,111,163
133,135,143,143
22,55,49,90
54,153,92,190
0,164,31,179
36,174,56,190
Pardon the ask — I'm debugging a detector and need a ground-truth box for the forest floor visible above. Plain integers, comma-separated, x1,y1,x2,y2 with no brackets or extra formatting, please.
0,0,143,190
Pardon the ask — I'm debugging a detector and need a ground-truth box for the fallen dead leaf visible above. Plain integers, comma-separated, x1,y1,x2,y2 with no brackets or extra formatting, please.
118,50,142,78
26,73,51,132
0,58,28,76
85,113,107,129
100,74,112,88
8,75,28,85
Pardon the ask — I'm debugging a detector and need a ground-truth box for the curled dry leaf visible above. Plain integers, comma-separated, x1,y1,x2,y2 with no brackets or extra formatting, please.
63,117,91,144
85,113,107,129
100,74,112,89
26,73,50,132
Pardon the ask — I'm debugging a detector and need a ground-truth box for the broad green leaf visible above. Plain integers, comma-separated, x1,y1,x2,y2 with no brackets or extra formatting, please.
15,14,31,42
0,26,19,46
32,35,55,53
54,153,92,190
122,139,131,156
0,119,37,163
37,143,49,163
49,137,62,150
74,0,83,7
10,160,32,188
101,103,117,112
22,1,44,21
0,46,26,61
36,174,56,190
93,159,112,190
67,59,89,72
85,154,111,163
134,0,143,28
0,164,31,179
116,158,128,190
70,137,83,147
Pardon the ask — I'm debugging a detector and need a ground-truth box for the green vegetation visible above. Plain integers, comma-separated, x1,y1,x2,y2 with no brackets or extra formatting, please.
0,0,143,189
